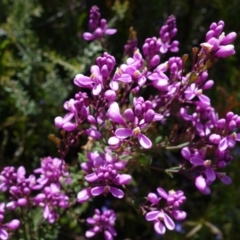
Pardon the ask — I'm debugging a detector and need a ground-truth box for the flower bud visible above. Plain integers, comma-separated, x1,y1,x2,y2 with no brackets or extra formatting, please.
5,219,20,230
220,32,237,45
104,90,116,102
215,45,235,58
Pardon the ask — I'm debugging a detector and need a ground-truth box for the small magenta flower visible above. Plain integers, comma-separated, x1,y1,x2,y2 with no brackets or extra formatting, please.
34,183,69,224
190,156,216,183
74,52,116,96
83,6,117,41
146,210,175,235
159,15,179,54
0,166,36,210
145,188,186,235
107,100,162,149
85,209,117,239
0,167,16,192
34,157,71,189
77,150,131,202
202,20,236,58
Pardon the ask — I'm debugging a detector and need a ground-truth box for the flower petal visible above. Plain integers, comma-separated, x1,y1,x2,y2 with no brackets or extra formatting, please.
154,221,166,234
91,186,105,196
108,136,120,145
107,102,125,125
92,83,102,96
109,187,124,198
157,187,168,199
205,167,216,182
83,32,94,41
115,174,132,184
138,133,152,149
145,211,159,221
115,128,132,139
164,213,175,230
105,29,117,35
85,230,96,238
218,137,228,151
85,173,98,182
190,157,204,166
77,189,91,203
0,229,8,240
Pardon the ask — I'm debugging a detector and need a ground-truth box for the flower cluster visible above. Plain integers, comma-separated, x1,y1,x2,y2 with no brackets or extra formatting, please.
1,4,239,239
33,156,71,189
0,166,36,209
159,15,179,54
52,8,238,236
83,6,117,41
85,209,117,240
77,150,131,202
181,110,240,194
145,188,186,235
0,157,70,226
34,183,69,223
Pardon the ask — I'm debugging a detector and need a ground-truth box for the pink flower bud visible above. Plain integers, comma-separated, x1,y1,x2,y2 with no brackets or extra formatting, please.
5,219,20,230
220,32,237,45
215,45,235,58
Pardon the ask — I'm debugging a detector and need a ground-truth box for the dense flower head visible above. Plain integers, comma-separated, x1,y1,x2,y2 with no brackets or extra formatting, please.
0,167,17,192
107,100,163,149
33,157,71,189
77,150,131,202
142,37,161,67
54,92,90,132
145,188,186,235
159,15,179,53
88,6,101,31
181,145,232,195
85,209,117,239
34,183,69,224
74,52,116,96
0,166,36,210
201,20,236,58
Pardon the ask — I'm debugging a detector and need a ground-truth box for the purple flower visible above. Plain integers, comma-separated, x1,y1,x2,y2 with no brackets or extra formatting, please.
108,99,162,149
85,209,117,240
147,62,169,91
0,166,36,210
146,210,175,235
142,37,161,67
0,167,16,192
190,156,216,183
34,183,69,224
145,188,186,235
77,150,131,202
112,49,146,88
195,175,210,195
159,15,179,54
33,157,71,189
74,52,116,96
54,92,90,132
201,20,236,58
83,6,116,41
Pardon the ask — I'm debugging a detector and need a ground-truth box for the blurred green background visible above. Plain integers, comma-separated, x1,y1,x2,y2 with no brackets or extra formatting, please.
1,0,240,239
